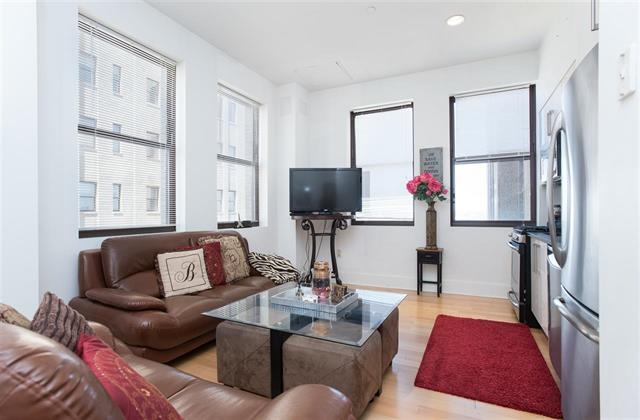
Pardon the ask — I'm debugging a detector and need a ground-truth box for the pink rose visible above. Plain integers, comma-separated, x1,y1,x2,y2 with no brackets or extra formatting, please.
442,188,449,195
419,172,432,183
428,179,442,193
413,175,421,183
426,190,432,196
406,180,418,194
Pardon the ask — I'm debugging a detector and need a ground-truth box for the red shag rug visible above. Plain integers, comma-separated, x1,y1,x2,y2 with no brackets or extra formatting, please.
414,315,562,418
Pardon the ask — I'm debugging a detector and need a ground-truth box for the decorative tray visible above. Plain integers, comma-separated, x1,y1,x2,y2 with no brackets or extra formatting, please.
270,286,358,315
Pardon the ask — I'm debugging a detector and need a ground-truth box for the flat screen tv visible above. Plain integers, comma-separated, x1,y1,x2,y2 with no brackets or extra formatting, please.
289,168,362,215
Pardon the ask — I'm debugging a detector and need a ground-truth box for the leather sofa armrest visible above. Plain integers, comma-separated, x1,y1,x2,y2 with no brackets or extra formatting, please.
87,321,133,356
87,321,117,349
85,288,166,312
254,384,355,420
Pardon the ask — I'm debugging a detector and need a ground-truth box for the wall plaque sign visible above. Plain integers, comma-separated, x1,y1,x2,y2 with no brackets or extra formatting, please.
419,147,443,182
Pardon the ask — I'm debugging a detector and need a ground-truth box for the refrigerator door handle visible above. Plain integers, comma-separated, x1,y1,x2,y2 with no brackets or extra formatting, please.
547,252,561,270
547,112,568,267
553,296,599,343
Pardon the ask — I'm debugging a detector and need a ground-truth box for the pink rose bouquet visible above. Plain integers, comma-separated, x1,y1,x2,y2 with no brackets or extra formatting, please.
406,172,448,204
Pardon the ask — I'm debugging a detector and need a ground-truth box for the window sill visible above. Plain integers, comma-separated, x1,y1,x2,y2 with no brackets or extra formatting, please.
351,220,414,227
451,220,532,228
79,225,176,238
217,221,259,229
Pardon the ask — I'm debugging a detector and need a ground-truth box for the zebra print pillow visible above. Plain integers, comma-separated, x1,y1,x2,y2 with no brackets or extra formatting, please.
248,252,300,285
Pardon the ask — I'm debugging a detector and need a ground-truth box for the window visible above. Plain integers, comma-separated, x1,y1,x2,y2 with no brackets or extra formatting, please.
112,183,121,212
112,123,121,153
112,64,121,94
79,51,96,87
146,131,160,159
79,115,96,128
146,186,159,212
217,85,259,228
79,115,97,150
350,103,414,225
78,15,176,237
449,85,536,226
228,190,237,215
79,181,96,212
146,78,159,105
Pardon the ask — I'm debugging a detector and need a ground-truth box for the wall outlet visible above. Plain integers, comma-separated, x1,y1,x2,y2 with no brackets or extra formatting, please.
337,249,342,258
618,43,637,100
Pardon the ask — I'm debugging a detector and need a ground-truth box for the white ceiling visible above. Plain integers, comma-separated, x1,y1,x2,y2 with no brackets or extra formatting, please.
148,1,565,91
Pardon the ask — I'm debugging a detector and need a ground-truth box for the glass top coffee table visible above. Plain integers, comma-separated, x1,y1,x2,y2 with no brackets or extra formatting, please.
203,282,406,397
203,282,406,347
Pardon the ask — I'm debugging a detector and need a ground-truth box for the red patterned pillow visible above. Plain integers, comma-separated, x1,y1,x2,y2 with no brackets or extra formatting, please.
175,242,226,286
77,333,182,420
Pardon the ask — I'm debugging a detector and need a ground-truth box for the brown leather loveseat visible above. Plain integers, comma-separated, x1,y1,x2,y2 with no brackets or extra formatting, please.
0,321,355,419
70,231,274,362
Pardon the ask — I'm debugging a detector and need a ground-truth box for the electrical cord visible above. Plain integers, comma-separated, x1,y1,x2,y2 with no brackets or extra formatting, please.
316,220,327,260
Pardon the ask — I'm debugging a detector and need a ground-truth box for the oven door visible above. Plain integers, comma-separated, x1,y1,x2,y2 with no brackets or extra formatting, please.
507,240,522,320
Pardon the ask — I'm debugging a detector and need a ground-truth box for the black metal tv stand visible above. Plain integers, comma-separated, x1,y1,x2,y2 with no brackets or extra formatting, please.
291,213,351,285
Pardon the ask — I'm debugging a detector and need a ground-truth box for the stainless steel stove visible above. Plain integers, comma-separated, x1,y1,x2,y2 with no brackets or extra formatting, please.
507,225,548,325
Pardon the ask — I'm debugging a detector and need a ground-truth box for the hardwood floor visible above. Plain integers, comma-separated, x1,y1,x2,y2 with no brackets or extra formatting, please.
170,287,559,419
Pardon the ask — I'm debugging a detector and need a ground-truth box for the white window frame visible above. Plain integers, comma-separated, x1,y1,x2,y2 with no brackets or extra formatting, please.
216,85,260,228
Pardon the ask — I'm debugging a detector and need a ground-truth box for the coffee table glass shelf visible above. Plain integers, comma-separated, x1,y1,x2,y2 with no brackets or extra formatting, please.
203,282,406,347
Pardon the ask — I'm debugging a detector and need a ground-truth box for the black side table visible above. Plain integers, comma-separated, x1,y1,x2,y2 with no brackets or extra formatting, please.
416,247,443,297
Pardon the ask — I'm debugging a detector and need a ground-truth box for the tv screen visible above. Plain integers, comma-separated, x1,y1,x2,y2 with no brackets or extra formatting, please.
289,168,362,214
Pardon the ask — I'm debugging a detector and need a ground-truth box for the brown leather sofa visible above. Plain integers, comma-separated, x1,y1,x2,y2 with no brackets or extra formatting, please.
70,231,274,362
0,322,355,420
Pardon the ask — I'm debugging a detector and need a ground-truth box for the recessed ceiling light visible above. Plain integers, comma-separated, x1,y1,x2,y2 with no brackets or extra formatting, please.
446,15,465,26
366,6,377,14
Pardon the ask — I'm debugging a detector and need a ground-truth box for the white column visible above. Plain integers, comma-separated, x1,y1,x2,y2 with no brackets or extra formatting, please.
275,83,308,265
599,1,640,417
0,1,40,314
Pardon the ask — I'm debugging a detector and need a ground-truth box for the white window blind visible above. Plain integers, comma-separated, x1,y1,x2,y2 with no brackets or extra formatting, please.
451,86,534,225
351,103,414,224
77,15,176,236
217,85,259,227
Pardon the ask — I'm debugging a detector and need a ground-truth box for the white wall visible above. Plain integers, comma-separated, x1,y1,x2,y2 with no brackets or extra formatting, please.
0,0,282,310
599,2,640,418
1,2,41,316
304,51,538,297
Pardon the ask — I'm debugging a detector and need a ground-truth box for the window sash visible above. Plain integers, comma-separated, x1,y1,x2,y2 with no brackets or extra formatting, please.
350,103,415,225
78,15,176,237
216,85,259,226
449,85,536,227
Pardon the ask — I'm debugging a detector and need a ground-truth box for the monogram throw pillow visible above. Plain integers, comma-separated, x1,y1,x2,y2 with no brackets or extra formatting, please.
156,248,211,297
197,236,250,282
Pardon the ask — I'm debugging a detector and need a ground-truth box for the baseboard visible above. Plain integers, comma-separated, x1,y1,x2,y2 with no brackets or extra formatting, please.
339,270,510,299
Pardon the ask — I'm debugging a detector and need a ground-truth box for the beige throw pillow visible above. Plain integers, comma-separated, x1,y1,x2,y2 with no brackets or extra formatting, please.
0,303,31,328
156,248,211,297
198,236,250,282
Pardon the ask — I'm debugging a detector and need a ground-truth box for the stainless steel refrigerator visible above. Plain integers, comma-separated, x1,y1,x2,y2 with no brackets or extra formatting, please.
547,44,600,420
